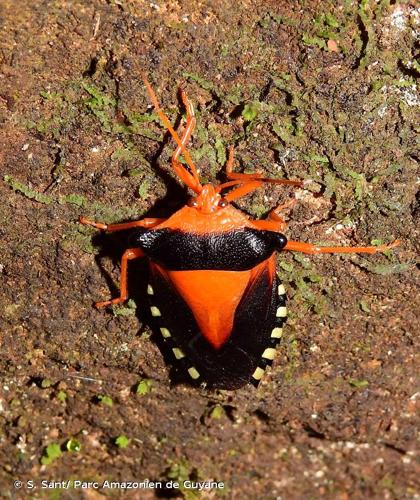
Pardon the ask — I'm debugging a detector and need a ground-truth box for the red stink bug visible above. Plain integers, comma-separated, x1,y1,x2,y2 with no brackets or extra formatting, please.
80,77,400,389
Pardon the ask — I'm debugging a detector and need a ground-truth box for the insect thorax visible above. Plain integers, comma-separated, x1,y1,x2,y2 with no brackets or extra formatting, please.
129,228,287,271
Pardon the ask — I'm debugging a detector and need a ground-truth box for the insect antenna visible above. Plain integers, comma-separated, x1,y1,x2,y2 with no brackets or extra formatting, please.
142,75,202,194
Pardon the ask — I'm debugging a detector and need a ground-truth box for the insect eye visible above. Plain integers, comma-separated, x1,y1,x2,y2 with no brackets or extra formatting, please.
188,197,198,208
218,199,228,208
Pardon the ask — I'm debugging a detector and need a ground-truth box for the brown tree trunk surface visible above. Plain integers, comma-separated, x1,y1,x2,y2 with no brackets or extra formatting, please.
0,1,418,498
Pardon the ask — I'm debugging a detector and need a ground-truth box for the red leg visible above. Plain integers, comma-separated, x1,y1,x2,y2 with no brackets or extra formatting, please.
270,198,297,217
253,218,285,232
225,145,235,176
251,202,291,232
79,216,164,232
95,248,144,308
284,240,400,255
224,180,264,202
251,198,298,232
223,182,299,208
225,146,264,181
224,145,303,186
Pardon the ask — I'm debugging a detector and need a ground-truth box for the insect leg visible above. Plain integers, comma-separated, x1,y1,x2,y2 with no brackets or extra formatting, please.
79,217,164,232
252,213,287,232
268,198,298,230
224,180,264,202
250,198,297,232
225,146,262,181
221,179,300,203
224,145,303,187
94,248,144,308
284,240,400,255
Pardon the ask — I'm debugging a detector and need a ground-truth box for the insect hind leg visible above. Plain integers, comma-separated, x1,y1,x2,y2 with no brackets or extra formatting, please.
284,239,400,255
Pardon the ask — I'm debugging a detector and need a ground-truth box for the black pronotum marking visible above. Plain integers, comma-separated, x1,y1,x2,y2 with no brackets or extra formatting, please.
130,228,287,271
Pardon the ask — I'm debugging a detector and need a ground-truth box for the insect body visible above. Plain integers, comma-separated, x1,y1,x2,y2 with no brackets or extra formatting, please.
80,77,399,389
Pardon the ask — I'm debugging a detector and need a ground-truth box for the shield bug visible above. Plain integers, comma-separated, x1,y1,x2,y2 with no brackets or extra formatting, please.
80,77,399,389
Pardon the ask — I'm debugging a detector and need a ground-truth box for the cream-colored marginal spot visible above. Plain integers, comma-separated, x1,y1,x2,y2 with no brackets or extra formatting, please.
262,348,276,360
276,306,287,318
188,367,200,379
147,284,154,295
150,306,161,317
277,284,286,296
271,327,283,338
172,347,185,359
252,367,265,380
160,327,171,338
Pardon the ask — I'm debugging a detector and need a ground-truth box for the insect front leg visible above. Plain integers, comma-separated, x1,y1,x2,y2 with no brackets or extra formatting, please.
79,217,165,231
224,146,264,181
79,216,162,308
224,146,303,187
252,199,298,232
95,248,145,309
